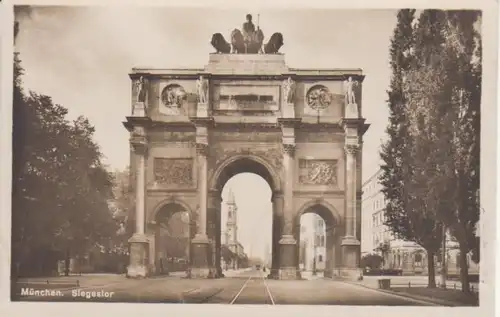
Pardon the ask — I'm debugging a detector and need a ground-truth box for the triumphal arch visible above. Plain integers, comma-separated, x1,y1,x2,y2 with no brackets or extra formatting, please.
124,16,369,280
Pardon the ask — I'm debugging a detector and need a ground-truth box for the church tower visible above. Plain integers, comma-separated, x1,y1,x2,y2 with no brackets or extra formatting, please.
225,189,238,246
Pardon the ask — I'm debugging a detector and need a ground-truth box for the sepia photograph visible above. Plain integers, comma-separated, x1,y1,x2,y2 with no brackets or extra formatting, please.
2,1,496,314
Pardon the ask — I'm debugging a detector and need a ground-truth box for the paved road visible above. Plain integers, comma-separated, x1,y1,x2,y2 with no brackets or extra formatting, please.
12,269,435,305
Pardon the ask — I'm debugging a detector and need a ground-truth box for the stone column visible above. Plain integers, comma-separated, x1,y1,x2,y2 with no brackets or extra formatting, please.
190,143,211,278
127,127,149,278
208,190,223,278
270,191,283,279
340,143,362,280
324,227,335,278
279,144,299,279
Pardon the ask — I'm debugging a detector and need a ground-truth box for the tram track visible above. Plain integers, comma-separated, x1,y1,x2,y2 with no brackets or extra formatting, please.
229,271,275,305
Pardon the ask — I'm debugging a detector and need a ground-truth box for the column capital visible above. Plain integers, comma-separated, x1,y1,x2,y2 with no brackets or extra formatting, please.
282,143,296,157
130,137,148,155
196,143,209,156
344,144,359,156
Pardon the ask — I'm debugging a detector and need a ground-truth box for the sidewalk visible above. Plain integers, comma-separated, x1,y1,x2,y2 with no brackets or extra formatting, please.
352,275,479,306
361,275,479,292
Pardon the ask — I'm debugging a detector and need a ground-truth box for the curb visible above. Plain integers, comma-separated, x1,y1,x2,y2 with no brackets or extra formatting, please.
339,281,457,306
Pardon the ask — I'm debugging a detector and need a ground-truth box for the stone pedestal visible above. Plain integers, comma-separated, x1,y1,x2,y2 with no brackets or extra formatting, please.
132,102,147,117
190,235,211,278
341,236,361,267
197,102,209,117
332,236,362,281
279,235,299,279
345,103,359,118
282,102,295,118
127,234,149,278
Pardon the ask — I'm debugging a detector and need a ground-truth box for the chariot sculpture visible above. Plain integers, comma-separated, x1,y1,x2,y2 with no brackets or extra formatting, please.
211,14,284,54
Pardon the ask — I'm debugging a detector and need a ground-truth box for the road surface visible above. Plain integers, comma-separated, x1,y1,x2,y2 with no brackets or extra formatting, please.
13,269,435,305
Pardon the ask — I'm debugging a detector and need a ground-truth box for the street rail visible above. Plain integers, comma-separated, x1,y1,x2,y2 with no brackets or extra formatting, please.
229,270,275,305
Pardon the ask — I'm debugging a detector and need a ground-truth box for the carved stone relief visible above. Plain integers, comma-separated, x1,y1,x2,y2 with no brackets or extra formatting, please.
212,145,283,174
159,84,187,115
306,85,332,111
153,158,193,186
298,159,338,185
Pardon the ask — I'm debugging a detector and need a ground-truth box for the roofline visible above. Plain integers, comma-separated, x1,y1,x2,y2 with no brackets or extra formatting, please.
362,168,383,188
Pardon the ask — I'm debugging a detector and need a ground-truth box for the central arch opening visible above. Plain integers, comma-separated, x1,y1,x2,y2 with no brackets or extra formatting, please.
297,203,340,279
211,157,278,277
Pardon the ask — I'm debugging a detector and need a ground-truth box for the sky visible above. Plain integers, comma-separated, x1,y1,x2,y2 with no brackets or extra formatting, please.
15,6,397,260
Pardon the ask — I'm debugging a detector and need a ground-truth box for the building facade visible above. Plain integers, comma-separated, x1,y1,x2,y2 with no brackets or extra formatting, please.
362,169,480,275
299,214,326,272
221,189,246,270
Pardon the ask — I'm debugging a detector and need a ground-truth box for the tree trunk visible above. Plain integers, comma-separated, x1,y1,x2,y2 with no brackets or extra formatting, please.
64,248,70,277
426,250,436,288
459,247,471,293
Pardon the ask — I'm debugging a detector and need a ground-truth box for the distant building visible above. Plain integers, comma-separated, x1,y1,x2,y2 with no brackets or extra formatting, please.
299,214,326,272
221,189,246,270
362,169,479,275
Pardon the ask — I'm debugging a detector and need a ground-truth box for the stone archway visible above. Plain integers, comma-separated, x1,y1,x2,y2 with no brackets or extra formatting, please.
295,200,342,278
124,52,369,280
202,155,280,278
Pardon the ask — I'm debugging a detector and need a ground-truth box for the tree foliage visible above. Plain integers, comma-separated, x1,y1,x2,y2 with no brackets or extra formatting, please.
11,55,118,277
380,9,481,292
361,254,384,270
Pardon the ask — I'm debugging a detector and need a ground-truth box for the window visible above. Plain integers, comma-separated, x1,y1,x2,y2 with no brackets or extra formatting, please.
320,235,325,247
318,255,323,262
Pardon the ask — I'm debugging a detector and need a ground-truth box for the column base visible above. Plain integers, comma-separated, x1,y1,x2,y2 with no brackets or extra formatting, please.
190,268,211,278
341,236,361,268
127,234,150,278
278,235,298,279
190,234,212,278
331,267,363,281
323,269,333,278
279,267,301,280
127,264,148,278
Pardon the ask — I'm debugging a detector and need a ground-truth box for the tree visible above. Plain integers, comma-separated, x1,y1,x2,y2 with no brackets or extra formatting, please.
433,10,482,293
11,55,117,277
361,253,383,270
386,9,482,293
380,9,443,288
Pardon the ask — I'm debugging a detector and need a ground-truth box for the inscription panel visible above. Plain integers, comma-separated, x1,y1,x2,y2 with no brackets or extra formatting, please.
153,158,194,186
212,131,281,143
298,159,338,185
213,84,280,111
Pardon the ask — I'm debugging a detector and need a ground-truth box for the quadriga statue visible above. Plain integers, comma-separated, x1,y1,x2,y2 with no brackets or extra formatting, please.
210,14,284,54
